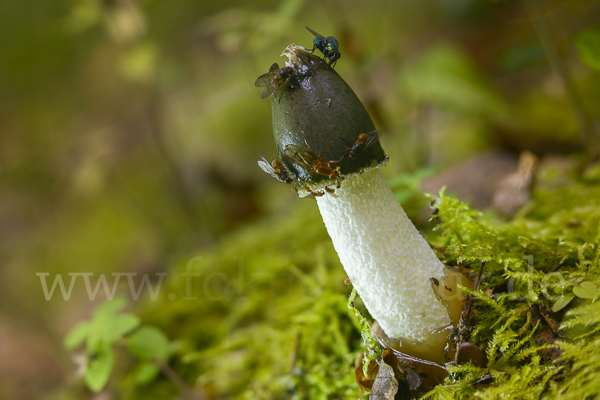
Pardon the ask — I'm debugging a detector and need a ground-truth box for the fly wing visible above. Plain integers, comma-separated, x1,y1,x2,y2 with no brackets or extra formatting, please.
258,155,285,183
254,63,279,87
261,85,275,99
326,36,339,48
305,26,324,39
258,154,271,166
365,130,382,148
339,135,354,146
258,160,272,174
258,157,274,174
269,62,279,73
254,72,269,87
284,144,313,170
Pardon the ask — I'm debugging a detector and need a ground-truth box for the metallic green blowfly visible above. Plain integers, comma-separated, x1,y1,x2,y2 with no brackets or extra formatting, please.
305,26,340,69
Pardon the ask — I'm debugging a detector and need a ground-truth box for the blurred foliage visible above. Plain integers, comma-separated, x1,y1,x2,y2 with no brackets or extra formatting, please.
576,25,600,71
3,0,600,398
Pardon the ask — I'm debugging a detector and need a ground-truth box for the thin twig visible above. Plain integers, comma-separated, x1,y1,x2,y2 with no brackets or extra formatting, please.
551,262,564,273
474,262,487,292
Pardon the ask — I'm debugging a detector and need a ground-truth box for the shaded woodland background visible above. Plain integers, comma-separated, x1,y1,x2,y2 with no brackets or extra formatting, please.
1,0,600,398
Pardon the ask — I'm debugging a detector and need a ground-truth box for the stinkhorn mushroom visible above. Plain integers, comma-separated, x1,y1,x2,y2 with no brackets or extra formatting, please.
257,44,462,361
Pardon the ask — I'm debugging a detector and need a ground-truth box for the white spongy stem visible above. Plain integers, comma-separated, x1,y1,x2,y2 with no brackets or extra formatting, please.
315,169,451,341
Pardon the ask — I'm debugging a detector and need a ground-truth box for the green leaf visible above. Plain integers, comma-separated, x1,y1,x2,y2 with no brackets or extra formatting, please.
573,281,598,299
86,299,139,353
134,361,161,385
84,342,114,393
86,314,140,354
576,26,600,71
101,314,141,343
552,293,575,312
127,326,170,360
64,321,91,350
92,297,127,321
87,332,102,355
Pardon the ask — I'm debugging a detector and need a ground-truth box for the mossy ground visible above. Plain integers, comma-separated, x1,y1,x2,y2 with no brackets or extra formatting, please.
125,202,363,399
123,156,600,399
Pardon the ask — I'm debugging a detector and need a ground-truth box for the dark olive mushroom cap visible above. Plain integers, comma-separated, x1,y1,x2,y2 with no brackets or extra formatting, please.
271,45,387,189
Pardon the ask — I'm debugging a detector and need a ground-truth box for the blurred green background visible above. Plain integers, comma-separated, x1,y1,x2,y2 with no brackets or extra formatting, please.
2,0,600,398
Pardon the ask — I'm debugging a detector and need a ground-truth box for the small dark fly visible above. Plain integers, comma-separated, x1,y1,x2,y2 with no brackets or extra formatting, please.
340,130,382,159
284,140,340,180
258,154,293,184
305,26,341,69
254,63,295,101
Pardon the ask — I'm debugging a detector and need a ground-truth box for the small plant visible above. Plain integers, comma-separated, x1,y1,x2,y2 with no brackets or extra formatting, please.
551,280,598,313
64,297,174,392
347,288,382,377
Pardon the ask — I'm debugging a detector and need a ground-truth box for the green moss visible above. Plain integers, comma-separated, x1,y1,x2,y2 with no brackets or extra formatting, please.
123,158,600,399
121,202,365,399
423,159,600,399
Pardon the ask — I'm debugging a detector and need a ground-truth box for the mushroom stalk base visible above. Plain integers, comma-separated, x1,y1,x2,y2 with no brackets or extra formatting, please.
315,169,451,342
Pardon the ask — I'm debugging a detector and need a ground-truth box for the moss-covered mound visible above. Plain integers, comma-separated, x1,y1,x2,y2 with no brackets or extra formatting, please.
126,157,600,399
126,202,363,399
426,158,600,399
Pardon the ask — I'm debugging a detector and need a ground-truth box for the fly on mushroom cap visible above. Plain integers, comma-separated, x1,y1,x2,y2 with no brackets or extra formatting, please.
270,44,387,196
